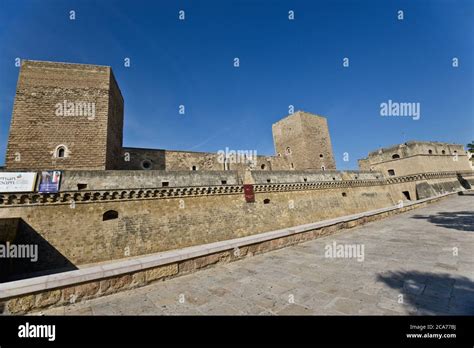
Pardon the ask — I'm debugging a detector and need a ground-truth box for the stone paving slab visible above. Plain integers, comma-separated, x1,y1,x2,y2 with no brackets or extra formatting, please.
38,195,474,315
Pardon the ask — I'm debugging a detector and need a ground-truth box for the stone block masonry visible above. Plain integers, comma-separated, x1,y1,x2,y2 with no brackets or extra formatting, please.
5,60,124,171
4,61,337,173
4,60,471,178
272,111,336,170
358,141,471,177
0,171,471,267
0,191,456,314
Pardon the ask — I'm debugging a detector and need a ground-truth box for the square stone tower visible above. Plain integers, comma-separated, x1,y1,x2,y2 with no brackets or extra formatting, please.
272,111,336,170
5,60,124,171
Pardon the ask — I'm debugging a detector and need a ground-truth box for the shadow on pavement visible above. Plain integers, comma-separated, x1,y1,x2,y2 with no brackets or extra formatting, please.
377,270,474,315
411,210,474,232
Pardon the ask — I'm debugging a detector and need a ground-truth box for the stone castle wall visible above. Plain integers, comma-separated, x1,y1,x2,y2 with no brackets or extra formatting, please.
1,171,471,268
54,169,382,191
362,155,471,178
4,61,333,173
0,191,456,315
6,61,470,178
5,61,123,171
105,70,125,170
272,112,336,170
59,170,243,190
358,141,471,177
120,147,284,171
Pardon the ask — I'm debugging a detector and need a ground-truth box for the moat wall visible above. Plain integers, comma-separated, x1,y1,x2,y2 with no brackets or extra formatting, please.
1,171,470,268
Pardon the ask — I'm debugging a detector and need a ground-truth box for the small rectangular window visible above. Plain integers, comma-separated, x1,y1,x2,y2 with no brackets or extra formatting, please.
221,180,227,185
388,169,395,176
162,181,169,187
77,183,87,190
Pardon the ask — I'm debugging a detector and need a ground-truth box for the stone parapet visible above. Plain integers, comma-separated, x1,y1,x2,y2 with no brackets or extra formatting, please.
0,170,471,207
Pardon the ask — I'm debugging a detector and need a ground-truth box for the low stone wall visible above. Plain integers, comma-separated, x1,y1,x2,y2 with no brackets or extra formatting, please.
60,169,243,190
61,169,383,190
250,170,382,184
0,192,455,314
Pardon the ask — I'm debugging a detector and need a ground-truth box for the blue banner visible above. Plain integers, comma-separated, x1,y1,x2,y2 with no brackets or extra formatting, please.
38,171,61,193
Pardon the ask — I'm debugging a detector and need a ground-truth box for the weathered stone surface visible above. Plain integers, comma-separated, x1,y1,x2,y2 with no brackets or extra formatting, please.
179,252,231,274
7,295,35,314
359,141,471,177
272,111,336,171
100,274,132,295
63,282,100,304
38,194,474,316
5,60,123,171
131,271,146,287
35,289,62,308
145,264,178,282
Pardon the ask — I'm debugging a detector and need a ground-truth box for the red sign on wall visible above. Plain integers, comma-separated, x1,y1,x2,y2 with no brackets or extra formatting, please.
243,184,255,203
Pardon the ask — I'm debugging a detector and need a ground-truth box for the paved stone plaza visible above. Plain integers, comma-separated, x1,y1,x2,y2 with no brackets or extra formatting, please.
41,194,474,315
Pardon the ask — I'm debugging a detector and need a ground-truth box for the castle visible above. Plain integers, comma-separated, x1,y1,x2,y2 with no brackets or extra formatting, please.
0,60,473,313
5,60,336,173
4,60,471,179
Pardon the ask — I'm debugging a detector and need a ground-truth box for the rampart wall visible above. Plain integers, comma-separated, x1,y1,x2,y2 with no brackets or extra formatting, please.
1,171,472,276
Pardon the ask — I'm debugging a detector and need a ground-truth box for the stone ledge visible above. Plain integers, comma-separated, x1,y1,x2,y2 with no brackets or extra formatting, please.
0,191,456,314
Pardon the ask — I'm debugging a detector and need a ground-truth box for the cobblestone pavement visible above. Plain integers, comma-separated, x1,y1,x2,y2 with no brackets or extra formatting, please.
41,194,474,315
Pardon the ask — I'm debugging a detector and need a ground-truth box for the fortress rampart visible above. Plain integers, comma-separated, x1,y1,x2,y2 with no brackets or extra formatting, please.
1,170,472,281
358,141,471,176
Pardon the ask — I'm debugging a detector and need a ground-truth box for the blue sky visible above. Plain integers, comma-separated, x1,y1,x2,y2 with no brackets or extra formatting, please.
0,0,472,169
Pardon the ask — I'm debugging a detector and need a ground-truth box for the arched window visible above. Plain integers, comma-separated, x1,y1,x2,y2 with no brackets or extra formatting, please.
442,150,446,155
392,154,400,159
191,165,197,171
103,210,118,221
261,164,266,170
286,147,291,154
428,149,433,154
54,145,68,158
321,165,325,171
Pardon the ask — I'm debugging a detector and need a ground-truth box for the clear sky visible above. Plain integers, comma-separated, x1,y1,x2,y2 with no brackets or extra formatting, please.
0,0,472,169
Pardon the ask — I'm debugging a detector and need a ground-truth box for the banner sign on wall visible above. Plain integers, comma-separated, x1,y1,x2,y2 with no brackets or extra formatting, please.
243,184,255,203
38,171,62,193
0,172,37,193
